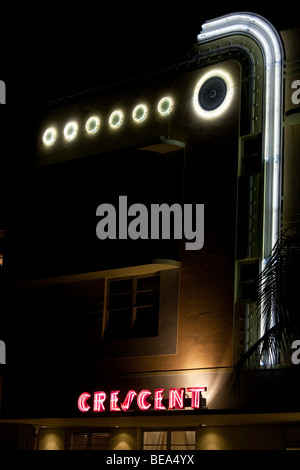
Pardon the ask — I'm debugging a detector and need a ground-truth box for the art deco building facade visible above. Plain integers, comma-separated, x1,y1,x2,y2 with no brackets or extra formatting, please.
0,12,300,450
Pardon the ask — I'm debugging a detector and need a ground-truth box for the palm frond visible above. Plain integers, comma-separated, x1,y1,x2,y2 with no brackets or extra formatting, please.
231,227,300,392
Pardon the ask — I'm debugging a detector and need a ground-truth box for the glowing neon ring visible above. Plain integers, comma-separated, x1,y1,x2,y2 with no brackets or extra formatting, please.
157,97,173,115
85,116,100,134
64,121,78,141
132,104,148,123
193,70,233,118
109,110,124,128
42,127,56,146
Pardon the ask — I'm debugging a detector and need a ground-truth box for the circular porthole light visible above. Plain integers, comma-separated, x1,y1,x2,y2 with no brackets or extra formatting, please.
132,104,148,123
193,70,233,118
42,127,56,146
64,121,78,141
109,110,124,128
157,97,173,115
85,116,100,134
199,77,227,111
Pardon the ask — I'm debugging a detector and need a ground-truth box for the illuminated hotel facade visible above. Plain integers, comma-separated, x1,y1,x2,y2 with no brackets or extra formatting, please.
0,13,300,450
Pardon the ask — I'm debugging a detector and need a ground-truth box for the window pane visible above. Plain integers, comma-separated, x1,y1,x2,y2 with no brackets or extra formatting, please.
137,275,160,291
143,431,167,450
136,291,158,307
70,433,88,450
104,309,132,338
171,431,196,450
90,433,109,450
105,275,161,340
109,279,132,295
109,292,132,309
133,306,159,337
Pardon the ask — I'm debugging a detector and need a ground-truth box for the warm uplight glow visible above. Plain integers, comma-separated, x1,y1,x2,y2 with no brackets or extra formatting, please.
193,69,233,119
64,121,78,141
42,127,57,146
109,110,124,128
157,97,173,115
132,104,148,123
85,116,100,134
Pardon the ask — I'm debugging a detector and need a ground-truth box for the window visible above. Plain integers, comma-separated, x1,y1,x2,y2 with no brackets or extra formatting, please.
285,426,300,450
104,274,160,339
143,430,196,450
64,278,105,346
70,432,109,450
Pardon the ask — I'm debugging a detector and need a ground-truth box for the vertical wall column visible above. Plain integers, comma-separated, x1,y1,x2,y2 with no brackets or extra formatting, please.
281,28,300,232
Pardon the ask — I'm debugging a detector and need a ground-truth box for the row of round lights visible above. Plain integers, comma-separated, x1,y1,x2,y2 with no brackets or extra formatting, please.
42,97,174,147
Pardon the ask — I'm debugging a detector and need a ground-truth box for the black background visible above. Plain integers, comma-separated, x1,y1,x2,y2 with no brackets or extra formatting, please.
0,2,298,108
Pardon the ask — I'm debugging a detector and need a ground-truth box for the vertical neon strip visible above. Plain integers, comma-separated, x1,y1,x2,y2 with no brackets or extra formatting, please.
78,392,91,412
168,388,185,409
197,13,283,349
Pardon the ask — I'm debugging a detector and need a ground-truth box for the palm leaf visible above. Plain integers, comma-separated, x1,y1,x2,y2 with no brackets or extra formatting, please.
231,227,300,391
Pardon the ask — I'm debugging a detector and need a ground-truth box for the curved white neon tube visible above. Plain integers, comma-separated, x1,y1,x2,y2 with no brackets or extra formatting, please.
198,13,284,351
197,12,283,263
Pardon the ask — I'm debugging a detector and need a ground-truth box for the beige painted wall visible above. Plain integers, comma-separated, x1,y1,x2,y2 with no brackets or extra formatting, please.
39,428,65,450
196,425,284,450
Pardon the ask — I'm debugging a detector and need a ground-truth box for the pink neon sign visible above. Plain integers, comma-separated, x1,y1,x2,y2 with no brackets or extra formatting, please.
78,387,206,413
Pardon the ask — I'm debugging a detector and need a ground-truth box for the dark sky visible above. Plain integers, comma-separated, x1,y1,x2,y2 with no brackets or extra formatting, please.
1,3,298,108
0,2,298,244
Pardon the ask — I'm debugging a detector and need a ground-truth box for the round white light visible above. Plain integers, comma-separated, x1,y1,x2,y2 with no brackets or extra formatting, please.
157,97,173,115
85,116,100,134
132,104,148,123
109,110,124,128
64,121,78,141
193,69,233,119
42,127,56,146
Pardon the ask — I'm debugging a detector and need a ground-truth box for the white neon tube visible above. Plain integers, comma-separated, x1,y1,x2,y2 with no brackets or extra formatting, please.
197,12,283,260
198,13,284,350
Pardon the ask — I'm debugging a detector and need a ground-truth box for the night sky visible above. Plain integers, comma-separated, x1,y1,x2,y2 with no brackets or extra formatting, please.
0,2,298,225
1,3,298,108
